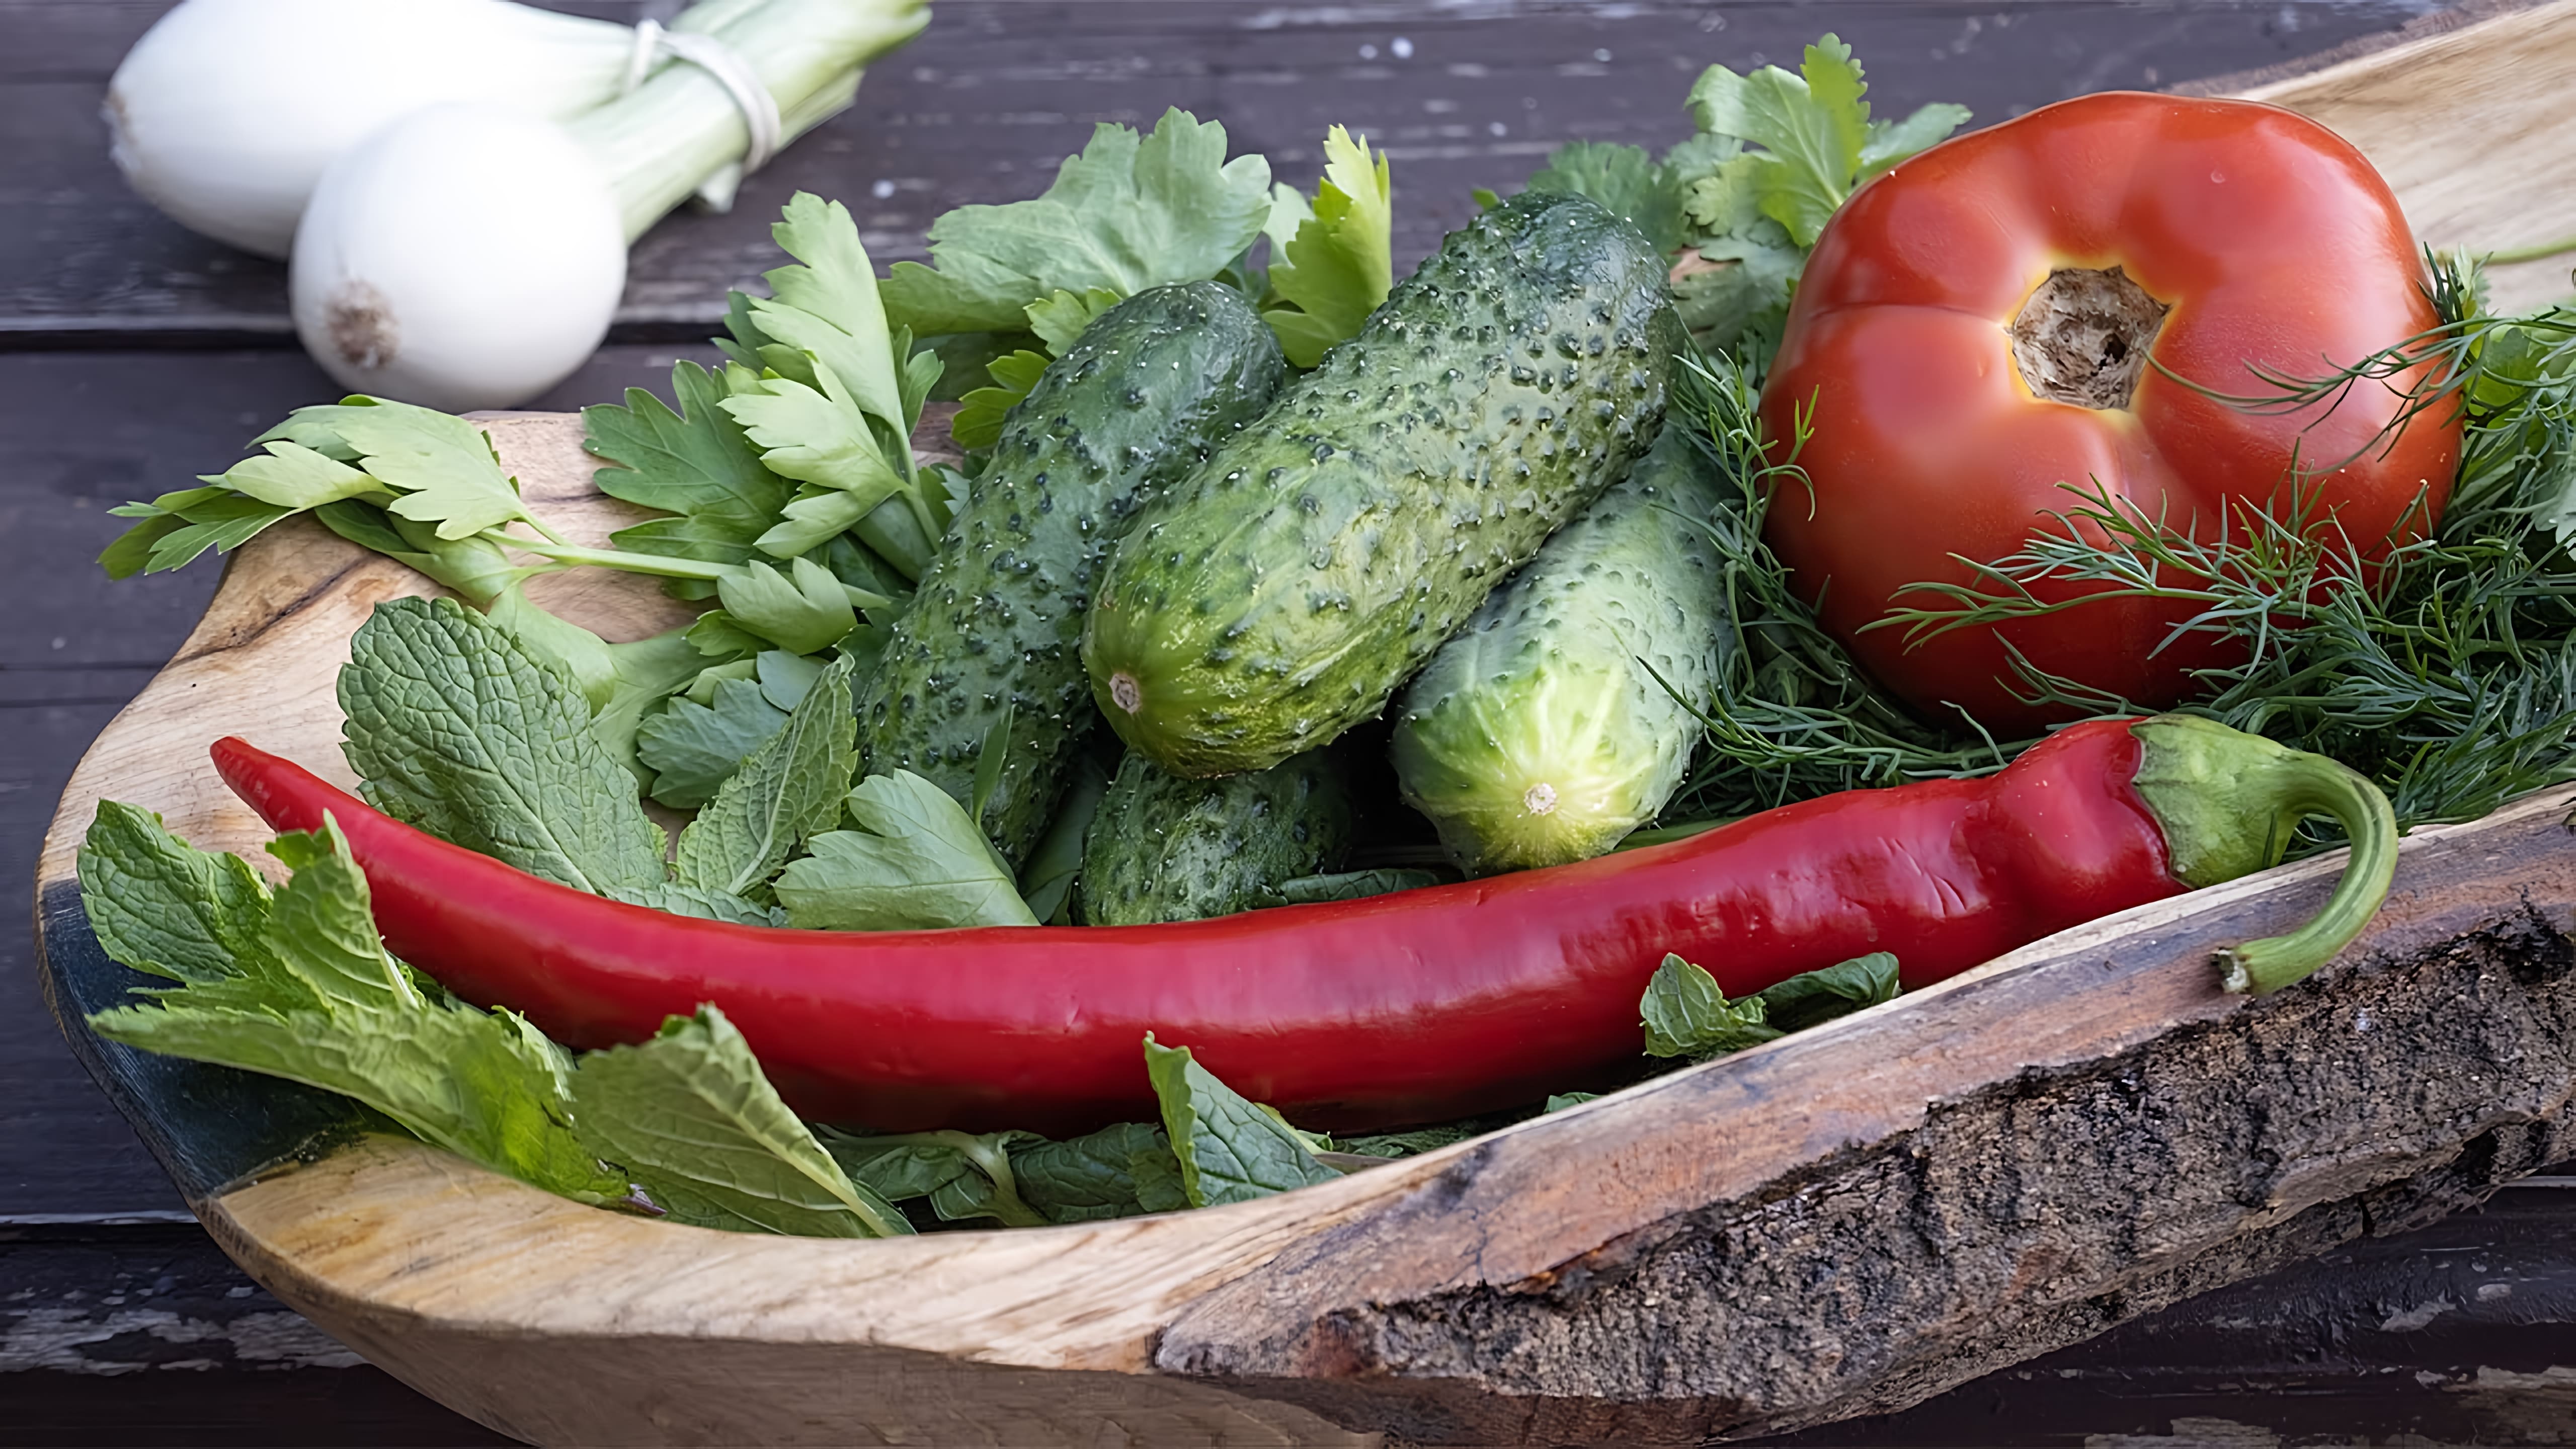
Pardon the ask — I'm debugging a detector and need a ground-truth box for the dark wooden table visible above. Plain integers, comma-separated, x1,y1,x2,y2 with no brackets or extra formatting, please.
9,2,2576,1442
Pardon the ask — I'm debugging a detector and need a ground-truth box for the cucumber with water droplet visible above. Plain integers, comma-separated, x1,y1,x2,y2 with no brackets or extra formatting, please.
1083,190,1685,777
1389,420,1731,873
855,283,1285,864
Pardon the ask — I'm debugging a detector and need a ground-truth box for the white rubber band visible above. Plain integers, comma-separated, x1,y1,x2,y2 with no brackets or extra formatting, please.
619,19,783,176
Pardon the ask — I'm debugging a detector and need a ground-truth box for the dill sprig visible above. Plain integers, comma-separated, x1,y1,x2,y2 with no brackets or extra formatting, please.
1659,360,2022,824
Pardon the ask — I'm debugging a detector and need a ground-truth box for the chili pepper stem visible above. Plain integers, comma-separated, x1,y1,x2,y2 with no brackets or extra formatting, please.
2129,715,2399,997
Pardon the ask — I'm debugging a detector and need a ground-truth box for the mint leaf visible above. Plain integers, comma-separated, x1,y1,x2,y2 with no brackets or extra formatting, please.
1544,1092,1600,1112
675,655,858,897
821,1128,1052,1228
338,596,667,894
773,771,1039,930
1261,126,1394,368
1756,950,1900,1032
607,882,789,926
486,581,617,710
569,1007,911,1237
78,800,276,986
950,349,1051,452
585,360,789,569
1144,1036,1341,1208
1640,953,1781,1060
1524,141,1685,254
84,814,619,1201
1010,1120,1191,1221
636,676,790,811
1334,1121,1485,1159
879,109,1273,338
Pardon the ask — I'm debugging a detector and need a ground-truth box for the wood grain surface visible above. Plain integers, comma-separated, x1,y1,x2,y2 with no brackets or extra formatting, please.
35,412,2576,1444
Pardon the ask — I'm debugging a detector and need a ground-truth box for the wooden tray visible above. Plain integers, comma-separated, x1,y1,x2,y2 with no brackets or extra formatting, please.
35,9,2576,1442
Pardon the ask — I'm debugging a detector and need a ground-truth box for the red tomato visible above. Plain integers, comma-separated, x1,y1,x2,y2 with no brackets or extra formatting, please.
1759,92,2460,733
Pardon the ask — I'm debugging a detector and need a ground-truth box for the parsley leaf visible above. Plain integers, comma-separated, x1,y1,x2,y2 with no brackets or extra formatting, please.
1018,751,1112,926
585,360,789,571
1261,126,1394,368
1524,141,1686,254
712,193,947,580
339,597,667,894
773,771,1038,930
949,349,1052,452
82,811,622,1201
1144,1036,1341,1208
265,397,533,541
1684,34,1967,248
569,1007,912,1237
1025,286,1125,357
878,109,1273,338
674,655,858,898
310,502,518,606
714,557,859,655
636,675,791,811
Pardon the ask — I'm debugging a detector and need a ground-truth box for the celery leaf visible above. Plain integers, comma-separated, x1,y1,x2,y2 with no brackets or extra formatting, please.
569,1007,912,1237
1261,126,1394,368
879,109,1272,337
82,811,622,1201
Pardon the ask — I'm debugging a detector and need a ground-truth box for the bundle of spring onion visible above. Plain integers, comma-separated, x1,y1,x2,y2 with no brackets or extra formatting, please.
106,0,929,410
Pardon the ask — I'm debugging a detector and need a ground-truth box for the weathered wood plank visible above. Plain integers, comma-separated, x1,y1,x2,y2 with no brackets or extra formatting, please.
0,0,2450,342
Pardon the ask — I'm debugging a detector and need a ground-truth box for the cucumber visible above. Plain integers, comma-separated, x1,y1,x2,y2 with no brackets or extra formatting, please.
1078,751,1353,925
1082,190,1685,777
1389,421,1731,873
856,283,1286,864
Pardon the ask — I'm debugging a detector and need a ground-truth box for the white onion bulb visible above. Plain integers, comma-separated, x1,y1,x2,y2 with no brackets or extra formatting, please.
107,0,636,259
290,104,625,411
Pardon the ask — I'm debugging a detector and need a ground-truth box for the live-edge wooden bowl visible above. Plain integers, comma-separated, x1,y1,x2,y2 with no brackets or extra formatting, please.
37,11,2576,1441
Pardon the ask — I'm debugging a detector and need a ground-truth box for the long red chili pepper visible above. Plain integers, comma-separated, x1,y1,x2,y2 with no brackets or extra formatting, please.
211,716,2393,1135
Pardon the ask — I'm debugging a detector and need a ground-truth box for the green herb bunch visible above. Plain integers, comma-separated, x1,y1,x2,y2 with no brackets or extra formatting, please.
1673,254,2576,842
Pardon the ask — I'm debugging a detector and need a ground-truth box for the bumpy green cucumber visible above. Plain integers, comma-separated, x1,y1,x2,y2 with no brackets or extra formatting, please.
856,283,1285,863
1389,421,1731,874
1078,751,1353,925
1082,190,1685,777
